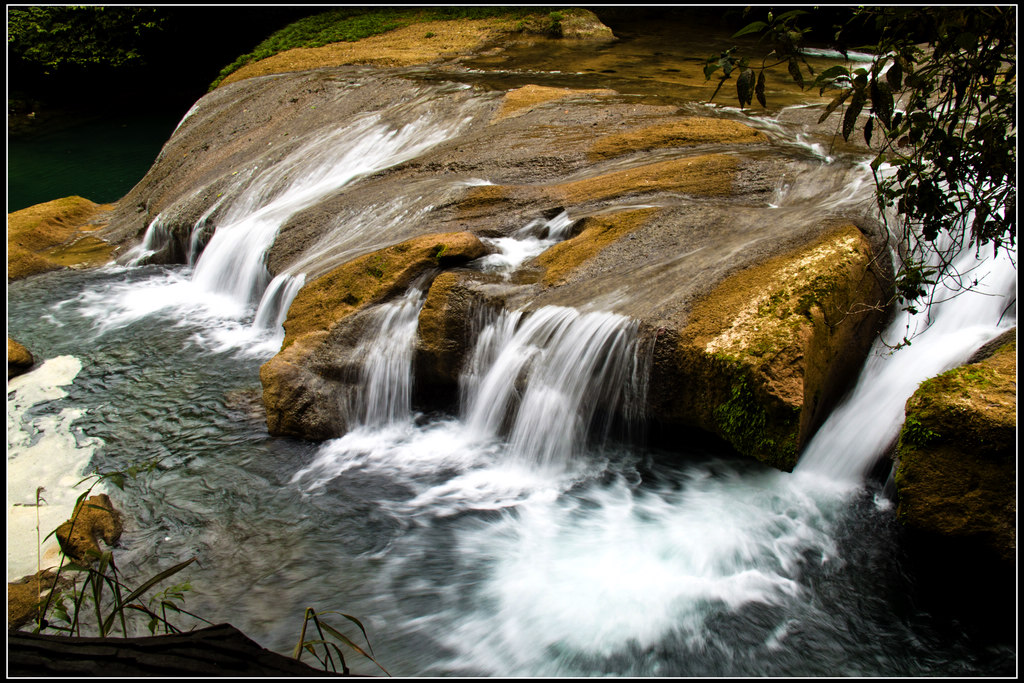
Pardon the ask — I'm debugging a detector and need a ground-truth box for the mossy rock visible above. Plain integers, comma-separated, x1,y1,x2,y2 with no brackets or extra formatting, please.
261,231,486,439
8,196,115,281
55,494,124,565
894,334,1016,562
8,338,35,379
648,224,888,470
589,117,766,160
535,208,658,287
492,84,617,122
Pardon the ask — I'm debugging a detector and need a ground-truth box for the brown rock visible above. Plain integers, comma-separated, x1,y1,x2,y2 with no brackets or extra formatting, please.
894,333,1016,561
261,231,486,439
589,117,766,160
648,224,889,470
8,196,115,282
9,337,35,378
55,494,124,564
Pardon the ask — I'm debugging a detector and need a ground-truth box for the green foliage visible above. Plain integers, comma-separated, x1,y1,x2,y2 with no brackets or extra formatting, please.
293,607,390,676
7,6,166,72
900,413,940,447
209,7,559,89
706,7,1016,335
32,472,204,638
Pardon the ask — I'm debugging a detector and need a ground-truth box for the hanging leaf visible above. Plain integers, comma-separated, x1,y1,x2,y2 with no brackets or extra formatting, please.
736,68,755,108
870,79,894,129
886,60,903,90
755,70,766,107
814,65,850,94
843,88,866,141
731,20,768,38
787,57,804,88
864,115,875,145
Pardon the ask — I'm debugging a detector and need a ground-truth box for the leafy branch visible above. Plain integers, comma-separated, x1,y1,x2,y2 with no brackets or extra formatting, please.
706,7,1016,344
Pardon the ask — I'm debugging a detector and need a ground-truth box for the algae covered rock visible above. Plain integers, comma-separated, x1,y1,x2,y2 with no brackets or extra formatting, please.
8,338,35,378
55,493,124,564
8,196,115,282
647,224,889,471
261,231,486,439
893,332,1016,562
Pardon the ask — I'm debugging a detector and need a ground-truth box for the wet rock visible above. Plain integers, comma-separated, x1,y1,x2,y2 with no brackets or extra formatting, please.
55,494,124,564
492,84,617,122
7,196,115,282
893,331,1016,562
589,116,767,160
8,337,35,378
8,569,75,629
646,224,889,471
261,231,485,439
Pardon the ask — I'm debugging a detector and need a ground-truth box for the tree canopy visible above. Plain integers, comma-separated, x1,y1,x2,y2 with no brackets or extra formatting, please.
7,6,167,72
706,7,1016,331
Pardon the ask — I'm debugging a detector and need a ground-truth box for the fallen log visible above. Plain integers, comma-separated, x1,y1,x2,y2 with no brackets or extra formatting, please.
7,623,344,677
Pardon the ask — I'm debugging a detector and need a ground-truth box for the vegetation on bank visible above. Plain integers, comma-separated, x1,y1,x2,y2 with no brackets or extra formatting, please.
208,6,567,90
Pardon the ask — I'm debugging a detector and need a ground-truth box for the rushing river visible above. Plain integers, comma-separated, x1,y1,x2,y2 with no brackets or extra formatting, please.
7,19,1017,677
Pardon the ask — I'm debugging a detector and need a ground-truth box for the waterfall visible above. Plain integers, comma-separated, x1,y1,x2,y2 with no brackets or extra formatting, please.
188,111,464,308
461,306,645,469
796,234,1017,483
350,287,428,428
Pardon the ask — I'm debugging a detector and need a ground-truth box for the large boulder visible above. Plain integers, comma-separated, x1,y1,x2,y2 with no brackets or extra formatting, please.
893,330,1016,561
260,231,486,439
8,196,115,282
645,223,889,470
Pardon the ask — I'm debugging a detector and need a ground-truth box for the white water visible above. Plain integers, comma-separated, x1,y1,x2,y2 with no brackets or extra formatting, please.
7,356,105,581
76,91,476,355
797,235,1017,483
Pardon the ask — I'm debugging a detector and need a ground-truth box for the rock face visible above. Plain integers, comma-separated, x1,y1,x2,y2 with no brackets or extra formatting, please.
8,337,35,378
893,330,1016,562
647,224,888,470
55,493,124,564
260,232,486,439
93,33,890,469
7,196,115,282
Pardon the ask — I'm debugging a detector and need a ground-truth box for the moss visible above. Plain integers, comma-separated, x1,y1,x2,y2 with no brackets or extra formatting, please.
711,360,801,470
535,208,657,286
8,196,115,281
280,231,484,352
589,117,765,160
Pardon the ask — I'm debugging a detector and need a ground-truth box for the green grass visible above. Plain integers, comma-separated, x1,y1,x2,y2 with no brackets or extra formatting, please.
209,6,560,90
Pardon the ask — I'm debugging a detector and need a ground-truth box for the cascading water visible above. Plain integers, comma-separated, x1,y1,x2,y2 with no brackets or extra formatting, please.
7,64,1015,677
76,88,479,354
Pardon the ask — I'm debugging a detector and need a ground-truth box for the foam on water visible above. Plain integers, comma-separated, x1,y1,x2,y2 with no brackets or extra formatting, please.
7,356,105,581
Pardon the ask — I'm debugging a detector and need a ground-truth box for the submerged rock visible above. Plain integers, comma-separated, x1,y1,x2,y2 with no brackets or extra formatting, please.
8,338,35,378
894,331,1016,562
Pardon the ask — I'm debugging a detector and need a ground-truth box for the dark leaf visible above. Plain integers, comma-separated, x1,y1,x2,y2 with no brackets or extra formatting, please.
886,60,903,90
843,89,866,141
787,57,804,88
870,79,894,129
755,70,766,107
864,115,875,145
737,68,755,108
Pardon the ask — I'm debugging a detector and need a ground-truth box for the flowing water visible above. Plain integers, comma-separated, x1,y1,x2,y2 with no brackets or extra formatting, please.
7,44,1017,677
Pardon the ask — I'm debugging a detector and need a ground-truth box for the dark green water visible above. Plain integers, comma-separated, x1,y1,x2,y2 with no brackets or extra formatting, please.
8,111,183,212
